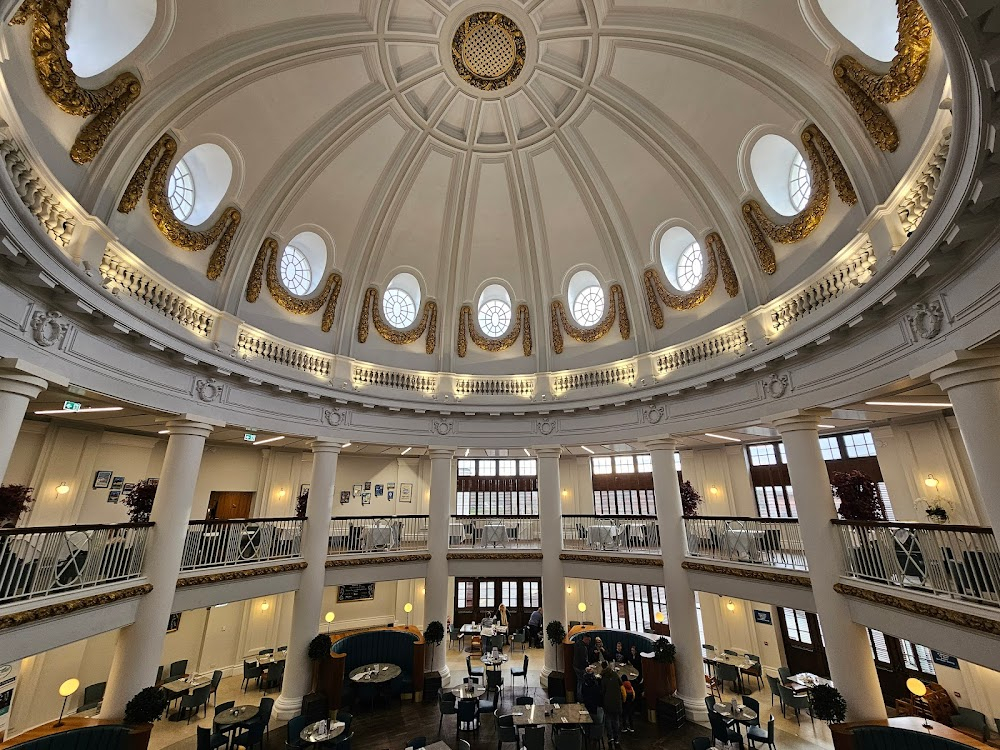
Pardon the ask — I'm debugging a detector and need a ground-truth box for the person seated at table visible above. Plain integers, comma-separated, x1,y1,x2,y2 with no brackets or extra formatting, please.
620,676,637,733
573,634,592,688
613,642,627,664
527,607,543,647
579,666,602,715
591,637,608,664
627,645,644,683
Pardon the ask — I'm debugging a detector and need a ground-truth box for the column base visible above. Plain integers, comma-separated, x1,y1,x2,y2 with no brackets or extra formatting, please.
436,664,452,689
273,692,305,721
539,665,554,691
679,693,709,726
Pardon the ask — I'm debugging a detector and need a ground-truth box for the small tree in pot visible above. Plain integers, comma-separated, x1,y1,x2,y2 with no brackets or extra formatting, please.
123,686,167,725
653,637,676,663
423,620,445,669
810,683,848,725
295,488,309,519
122,480,158,524
832,471,885,521
679,480,702,517
0,484,33,527
308,633,332,661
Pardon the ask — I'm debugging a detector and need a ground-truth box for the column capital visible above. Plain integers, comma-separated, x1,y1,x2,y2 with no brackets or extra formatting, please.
533,446,562,459
0,357,67,398
910,350,1000,391
426,447,454,460
644,437,677,453
311,438,343,454
770,408,831,434
162,415,225,439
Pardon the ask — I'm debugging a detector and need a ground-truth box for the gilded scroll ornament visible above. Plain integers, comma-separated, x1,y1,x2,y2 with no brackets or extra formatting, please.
643,232,739,328
833,0,931,152
741,125,856,275
117,134,242,280
357,287,438,354
457,303,532,357
550,283,630,355
245,238,342,332
11,0,142,164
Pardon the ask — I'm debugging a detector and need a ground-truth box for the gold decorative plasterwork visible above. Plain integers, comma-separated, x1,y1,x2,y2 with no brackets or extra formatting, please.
0,583,152,631
550,283,631,355
245,238,342,332
833,0,932,153
325,553,432,568
176,562,307,587
457,303,532,357
834,583,1000,637
10,0,141,164
449,551,544,561
682,560,813,587
451,12,526,91
560,553,664,567
643,232,739,328
117,134,242,280
357,287,438,354
741,124,857,275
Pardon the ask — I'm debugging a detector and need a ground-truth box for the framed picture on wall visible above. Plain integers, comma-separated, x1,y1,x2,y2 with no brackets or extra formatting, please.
147,478,159,486
364,481,372,491
122,483,135,492
361,492,371,505
387,491,394,500
340,491,350,503
107,491,121,504
375,484,384,497
387,482,395,490
352,484,362,497
399,483,413,503
753,609,772,625
93,471,112,489
111,476,125,490
300,484,310,497
166,612,182,633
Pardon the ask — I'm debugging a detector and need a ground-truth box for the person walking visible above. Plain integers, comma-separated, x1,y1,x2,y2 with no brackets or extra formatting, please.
600,661,623,747
621,675,636,733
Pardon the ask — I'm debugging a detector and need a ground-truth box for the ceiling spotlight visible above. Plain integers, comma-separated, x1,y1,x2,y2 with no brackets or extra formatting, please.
705,433,741,442
581,446,595,454
254,436,285,446
342,442,351,448
523,448,531,456
34,406,124,415
401,447,412,455
157,430,169,434
865,401,952,408
464,448,470,457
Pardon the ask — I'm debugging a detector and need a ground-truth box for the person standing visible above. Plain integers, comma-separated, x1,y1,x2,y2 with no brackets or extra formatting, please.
573,634,592,692
621,675,636,733
528,606,543,647
600,661,623,747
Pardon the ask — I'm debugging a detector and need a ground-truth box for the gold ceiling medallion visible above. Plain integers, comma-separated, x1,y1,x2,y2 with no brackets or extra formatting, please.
117,134,242,281
741,125,857,275
245,238,342,332
457,303,532,357
550,283,630,355
833,0,932,153
357,287,438,354
643,232,739,329
451,12,526,91
11,0,141,164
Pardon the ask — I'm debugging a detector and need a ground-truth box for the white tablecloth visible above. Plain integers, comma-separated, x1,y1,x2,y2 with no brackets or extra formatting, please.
724,529,764,559
589,524,618,548
366,526,393,550
482,523,507,547
448,522,466,544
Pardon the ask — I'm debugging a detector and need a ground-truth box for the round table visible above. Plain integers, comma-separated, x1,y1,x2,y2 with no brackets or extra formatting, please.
590,662,639,681
481,653,509,669
300,718,346,744
349,663,402,683
214,705,259,731
714,702,758,729
452,684,487,699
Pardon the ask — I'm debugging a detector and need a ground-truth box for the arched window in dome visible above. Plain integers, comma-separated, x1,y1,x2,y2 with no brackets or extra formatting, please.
817,0,900,63
568,270,605,327
477,284,512,337
168,144,233,226
658,226,705,292
383,272,421,329
750,134,810,217
65,0,156,78
279,231,327,296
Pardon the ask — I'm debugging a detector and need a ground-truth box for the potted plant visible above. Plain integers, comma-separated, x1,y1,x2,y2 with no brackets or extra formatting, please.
914,496,954,524
423,620,445,669
679,480,702,517
546,620,566,670
653,637,676,663
295,488,309,519
810,683,848,725
308,633,332,661
0,484,33,527
123,686,167,725
122,480,157,524
832,471,886,521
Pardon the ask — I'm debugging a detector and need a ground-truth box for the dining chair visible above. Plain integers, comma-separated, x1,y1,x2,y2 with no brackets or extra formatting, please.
336,709,353,736
553,727,584,750
741,654,763,691
449,625,463,650
79,682,106,712
747,715,775,749
777,666,791,683
209,670,222,705
496,712,520,750
512,630,527,652
480,672,501,715
715,662,741,695
156,665,164,685
284,714,308,750
258,648,274,656
169,659,188,678
706,673,722,699
214,701,235,717
510,654,529,697
196,725,228,750
438,690,457,739
587,706,606,749
709,709,743,747
405,736,427,749
179,684,212,724
766,674,783,710
231,721,265,750
467,655,485,680
777,684,812,724
724,649,739,656
329,732,353,750
459,741,471,750
457,697,479,733
521,725,545,750
705,695,716,713
743,696,761,727
242,660,263,692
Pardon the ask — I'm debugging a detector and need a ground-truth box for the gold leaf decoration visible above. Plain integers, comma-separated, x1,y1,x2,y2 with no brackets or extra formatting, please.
833,0,932,152
741,125,856,275
357,287,438,354
457,303,532,357
117,134,242,280
11,0,141,164
643,232,739,328
244,238,342,332
550,283,630,355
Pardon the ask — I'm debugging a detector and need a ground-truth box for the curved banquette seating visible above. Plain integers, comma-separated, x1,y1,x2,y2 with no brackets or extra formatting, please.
563,627,657,700
2,726,130,749
322,627,426,708
848,726,977,749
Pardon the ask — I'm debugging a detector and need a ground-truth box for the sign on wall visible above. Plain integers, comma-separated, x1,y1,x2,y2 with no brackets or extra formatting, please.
753,609,772,625
931,651,960,669
338,583,376,602
0,661,21,740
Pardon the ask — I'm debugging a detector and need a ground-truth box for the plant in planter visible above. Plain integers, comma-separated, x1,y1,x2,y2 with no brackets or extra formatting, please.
123,686,167,725
831,471,886,521
295,488,309,519
423,620,445,669
653,637,676,664
810,683,848,725
0,484,33,527
914,496,954,524
308,633,332,661
122,480,158,524
680,480,702,517
546,620,566,671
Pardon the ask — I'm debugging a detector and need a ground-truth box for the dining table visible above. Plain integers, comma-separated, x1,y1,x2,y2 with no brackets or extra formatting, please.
350,663,402,684
512,702,594,727
451,683,487,699
160,674,212,721
214,704,259,733
714,701,758,734
300,718,346,744
588,524,619,550
788,672,833,692
590,661,639,681
481,652,509,669
481,523,507,547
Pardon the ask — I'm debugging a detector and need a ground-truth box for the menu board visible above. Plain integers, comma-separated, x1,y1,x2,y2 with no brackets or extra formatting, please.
337,583,376,602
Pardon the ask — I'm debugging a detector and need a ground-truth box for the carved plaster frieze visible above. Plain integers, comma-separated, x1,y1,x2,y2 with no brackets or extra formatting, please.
560,553,664,567
176,562,307,587
323,407,350,427
357,287,437,354
762,372,793,399
905,297,949,341
431,418,455,436
641,404,666,425
682,560,812,586
550,283,631,354
0,583,151,631
29,309,69,347
245,238,342,331
534,418,558,436
325,553,431,568
448,551,543,561
192,377,225,403
457,302,532,357
833,582,1000,637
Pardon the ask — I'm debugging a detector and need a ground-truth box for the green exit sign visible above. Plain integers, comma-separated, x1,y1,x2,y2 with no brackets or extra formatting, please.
63,401,81,412
244,433,256,442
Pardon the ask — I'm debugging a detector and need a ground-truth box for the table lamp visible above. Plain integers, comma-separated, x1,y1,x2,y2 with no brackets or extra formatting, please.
906,678,933,729
55,678,79,727
404,602,412,627
325,611,335,633
577,602,587,613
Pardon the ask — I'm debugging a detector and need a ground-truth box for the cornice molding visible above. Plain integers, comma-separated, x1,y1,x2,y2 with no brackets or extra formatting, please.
682,560,812,586
176,561,306,587
561,553,663,567
0,583,151,631
325,553,431,568
449,551,543,561
834,582,1000,637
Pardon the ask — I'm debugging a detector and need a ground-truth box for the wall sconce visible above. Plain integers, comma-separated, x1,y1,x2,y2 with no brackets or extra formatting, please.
260,601,270,612
654,612,665,624
277,488,286,499
566,585,572,593
55,678,79,727
561,489,568,497
726,600,736,613
924,474,939,489
325,611,335,632
56,482,70,495
709,485,719,496
578,602,587,613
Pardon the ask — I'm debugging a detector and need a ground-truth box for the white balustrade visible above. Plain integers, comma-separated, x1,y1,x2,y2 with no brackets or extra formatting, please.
448,516,541,550
683,516,807,571
561,515,661,555
180,519,304,571
327,516,429,555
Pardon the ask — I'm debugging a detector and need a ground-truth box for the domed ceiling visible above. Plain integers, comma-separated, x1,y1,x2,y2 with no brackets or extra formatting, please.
2,0,948,384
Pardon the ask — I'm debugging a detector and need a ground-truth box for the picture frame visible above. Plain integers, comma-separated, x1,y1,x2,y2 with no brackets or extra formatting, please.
122,483,135,493
361,492,371,506
375,484,384,497
340,490,350,503
399,483,413,503
166,612,182,633
752,609,772,625
337,583,375,602
387,482,396,490
107,491,121,504
364,481,372,491
387,491,394,500
931,651,959,669
111,476,125,490
299,484,310,497
352,484,362,498
147,478,159,486
93,471,113,489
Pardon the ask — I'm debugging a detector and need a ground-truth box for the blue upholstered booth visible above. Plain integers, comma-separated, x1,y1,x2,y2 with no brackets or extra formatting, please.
568,628,656,658
329,627,424,707
7,726,130,749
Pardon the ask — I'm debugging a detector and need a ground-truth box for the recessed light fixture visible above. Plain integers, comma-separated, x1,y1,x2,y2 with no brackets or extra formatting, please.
342,442,351,448
254,436,285,446
581,446,594,454
34,406,124,415
158,430,169,434
523,448,531,456
818,424,835,429
865,401,952,408
465,448,470,457
401,447,412,455
705,433,741,443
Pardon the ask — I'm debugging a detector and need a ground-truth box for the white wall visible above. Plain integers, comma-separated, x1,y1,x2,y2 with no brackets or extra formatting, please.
678,446,756,516
697,593,782,677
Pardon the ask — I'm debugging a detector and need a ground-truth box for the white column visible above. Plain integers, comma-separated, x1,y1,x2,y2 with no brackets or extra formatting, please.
101,416,221,718
425,447,454,685
648,438,708,722
920,352,1000,539
0,358,66,482
773,411,887,722
274,439,340,719
536,446,565,687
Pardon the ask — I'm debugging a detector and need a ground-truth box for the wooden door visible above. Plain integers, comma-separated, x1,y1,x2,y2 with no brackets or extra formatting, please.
208,491,253,520
777,607,830,678
454,577,541,631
